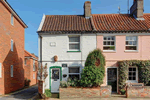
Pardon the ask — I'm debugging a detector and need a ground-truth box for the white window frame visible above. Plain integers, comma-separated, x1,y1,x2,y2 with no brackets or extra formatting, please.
0,63,2,78
33,60,35,71
126,66,138,83
11,39,13,51
11,65,13,77
125,36,138,51
103,36,116,51
68,36,80,51
11,13,14,25
68,66,80,79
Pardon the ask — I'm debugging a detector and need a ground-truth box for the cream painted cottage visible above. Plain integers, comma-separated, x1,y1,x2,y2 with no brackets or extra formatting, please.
37,0,150,93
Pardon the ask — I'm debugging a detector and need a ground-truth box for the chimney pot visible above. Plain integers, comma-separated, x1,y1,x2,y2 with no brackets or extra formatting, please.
84,1,91,19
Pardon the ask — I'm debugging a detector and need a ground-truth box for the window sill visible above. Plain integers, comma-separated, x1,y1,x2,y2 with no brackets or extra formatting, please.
126,80,138,83
124,50,138,53
67,51,81,52
103,50,116,53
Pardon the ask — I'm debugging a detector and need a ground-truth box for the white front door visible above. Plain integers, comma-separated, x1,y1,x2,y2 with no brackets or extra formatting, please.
51,68,60,93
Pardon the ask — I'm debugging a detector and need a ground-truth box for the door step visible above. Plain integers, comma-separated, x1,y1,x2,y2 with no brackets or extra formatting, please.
111,93,126,98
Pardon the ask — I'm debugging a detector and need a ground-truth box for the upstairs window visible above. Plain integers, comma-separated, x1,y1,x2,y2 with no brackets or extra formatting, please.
126,36,137,50
11,13,14,25
103,36,115,51
11,65,13,77
33,60,35,71
69,36,80,51
11,39,13,51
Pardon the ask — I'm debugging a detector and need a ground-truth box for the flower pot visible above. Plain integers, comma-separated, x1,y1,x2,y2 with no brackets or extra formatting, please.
54,55,58,62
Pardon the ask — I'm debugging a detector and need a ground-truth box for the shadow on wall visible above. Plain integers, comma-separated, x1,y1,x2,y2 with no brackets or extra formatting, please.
3,43,25,95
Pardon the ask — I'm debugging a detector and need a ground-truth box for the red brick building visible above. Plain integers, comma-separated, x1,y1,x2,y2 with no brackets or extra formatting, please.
24,50,38,86
0,0,27,95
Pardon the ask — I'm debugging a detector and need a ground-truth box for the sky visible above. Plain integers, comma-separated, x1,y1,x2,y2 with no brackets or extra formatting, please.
7,0,150,56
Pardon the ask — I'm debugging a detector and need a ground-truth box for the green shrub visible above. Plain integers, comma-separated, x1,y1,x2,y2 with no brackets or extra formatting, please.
67,77,79,87
80,49,105,87
44,89,51,97
60,81,68,88
120,89,126,95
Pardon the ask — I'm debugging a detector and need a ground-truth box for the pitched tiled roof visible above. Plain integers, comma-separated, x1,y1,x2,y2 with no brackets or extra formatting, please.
24,50,38,59
39,14,150,33
92,14,150,32
41,15,93,32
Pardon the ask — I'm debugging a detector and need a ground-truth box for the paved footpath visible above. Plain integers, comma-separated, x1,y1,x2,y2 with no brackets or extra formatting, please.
49,98,150,100
0,85,38,100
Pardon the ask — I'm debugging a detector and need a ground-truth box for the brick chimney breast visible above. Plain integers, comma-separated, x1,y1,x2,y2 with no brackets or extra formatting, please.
130,0,144,20
84,1,91,19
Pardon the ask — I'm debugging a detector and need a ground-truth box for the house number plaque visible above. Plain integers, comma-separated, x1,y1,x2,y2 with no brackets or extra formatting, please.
62,64,67,67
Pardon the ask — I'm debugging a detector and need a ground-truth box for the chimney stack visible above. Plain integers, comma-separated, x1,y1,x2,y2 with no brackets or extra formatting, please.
84,1,91,19
130,0,144,20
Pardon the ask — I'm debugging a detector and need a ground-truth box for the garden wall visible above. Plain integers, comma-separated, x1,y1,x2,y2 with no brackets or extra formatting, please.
126,86,150,98
59,86,111,99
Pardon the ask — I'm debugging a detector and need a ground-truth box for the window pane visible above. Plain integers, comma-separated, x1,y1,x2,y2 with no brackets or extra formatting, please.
126,41,129,45
108,37,111,40
104,37,107,40
129,41,132,45
129,77,132,80
133,68,136,71
126,46,137,50
52,69,59,79
133,72,136,76
69,67,79,73
129,72,132,75
111,42,114,45
69,75,79,80
133,77,136,80
112,37,114,40
107,41,110,45
103,42,106,45
132,37,137,41
69,44,79,49
69,37,80,42
103,46,115,50
126,36,130,40
129,68,132,71
133,41,136,45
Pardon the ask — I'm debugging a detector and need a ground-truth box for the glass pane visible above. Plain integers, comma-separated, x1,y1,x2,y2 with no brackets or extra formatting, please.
129,77,132,80
132,37,137,41
126,36,130,40
69,37,80,42
69,67,79,73
129,68,132,71
104,37,107,40
107,41,110,45
133,41,137,45
108,37,111,40
129,72,132,75
103,46,115,50
133,68,136,71
69,75,79,80
111,42,114,45
133,77,136,80
103,41,106,45
52,69,59,79
112,37,114,40
129,41,132,45
69,44,79,49
126,46,137,50
133,72,136,76
126,41,128,45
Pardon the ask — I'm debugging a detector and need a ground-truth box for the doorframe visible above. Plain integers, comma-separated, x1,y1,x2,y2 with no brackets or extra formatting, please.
49,66,62,92
106,67,118,93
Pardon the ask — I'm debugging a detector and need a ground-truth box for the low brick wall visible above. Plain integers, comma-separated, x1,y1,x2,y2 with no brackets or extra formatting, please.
126,86,150,98
60,86,111,99
100,86,112,98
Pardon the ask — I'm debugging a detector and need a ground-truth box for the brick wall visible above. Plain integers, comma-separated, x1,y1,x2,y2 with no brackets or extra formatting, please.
126,86,150,98
24,57,38,86
0,1,25,94
59,86,111,99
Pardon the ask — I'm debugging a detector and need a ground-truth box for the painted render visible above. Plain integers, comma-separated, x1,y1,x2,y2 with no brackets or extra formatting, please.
39,34,97,89
97,35,150,86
